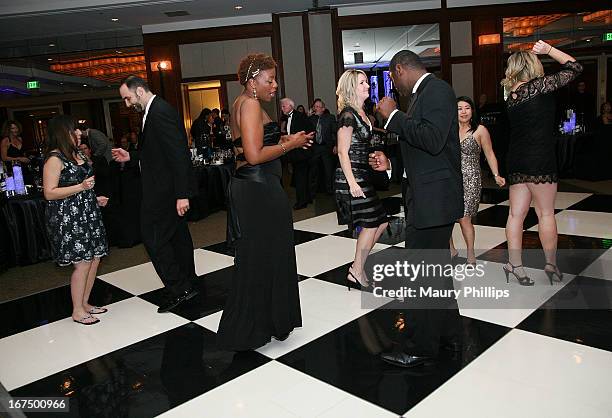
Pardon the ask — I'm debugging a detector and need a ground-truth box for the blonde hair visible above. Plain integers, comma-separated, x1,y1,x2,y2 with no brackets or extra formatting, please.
501,51,544,94
336,69,367,113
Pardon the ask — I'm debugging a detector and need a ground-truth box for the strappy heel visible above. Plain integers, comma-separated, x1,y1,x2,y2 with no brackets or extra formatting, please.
503,263,534,286
544,263,563,285
347,266,369,291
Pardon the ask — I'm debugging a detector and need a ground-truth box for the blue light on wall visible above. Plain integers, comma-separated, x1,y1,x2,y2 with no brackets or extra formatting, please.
370,75,379,103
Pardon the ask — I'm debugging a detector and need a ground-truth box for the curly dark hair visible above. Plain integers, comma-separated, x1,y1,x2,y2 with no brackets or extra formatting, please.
237,53,276,86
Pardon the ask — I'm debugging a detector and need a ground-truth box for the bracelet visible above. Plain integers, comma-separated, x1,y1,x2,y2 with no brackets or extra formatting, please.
493,174,499,177
548,45,553,54
279,142,287,154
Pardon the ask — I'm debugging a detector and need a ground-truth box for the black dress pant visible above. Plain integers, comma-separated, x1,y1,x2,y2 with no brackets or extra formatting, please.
141,209,195,297
293,161,310,206
308,144,335,197
401,221,461,357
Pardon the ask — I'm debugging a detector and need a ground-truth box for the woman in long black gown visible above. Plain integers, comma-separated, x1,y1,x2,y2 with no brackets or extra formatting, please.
217,53,313,351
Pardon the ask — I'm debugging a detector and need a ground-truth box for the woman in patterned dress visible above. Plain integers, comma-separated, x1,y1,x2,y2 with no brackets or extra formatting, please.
335,70,389,289
449,96,505,265
43,115,108,325
501,40,582,285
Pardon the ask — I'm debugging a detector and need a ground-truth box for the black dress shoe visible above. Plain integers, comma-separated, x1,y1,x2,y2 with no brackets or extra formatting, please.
273,332,290,341
380,351,432,368
293,203,307,210
157,288,199,313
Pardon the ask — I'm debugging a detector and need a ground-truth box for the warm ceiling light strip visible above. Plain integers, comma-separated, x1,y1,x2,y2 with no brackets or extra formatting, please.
503,14,569,36
50,55,145,71
582,10,612,24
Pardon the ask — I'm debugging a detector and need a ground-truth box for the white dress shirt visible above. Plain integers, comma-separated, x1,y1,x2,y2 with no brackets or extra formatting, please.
286,111,293,134
142,94,156,130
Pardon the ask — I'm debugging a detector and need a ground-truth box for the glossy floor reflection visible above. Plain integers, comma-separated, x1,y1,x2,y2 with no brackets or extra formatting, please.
10,323,269,417
277,308,509,415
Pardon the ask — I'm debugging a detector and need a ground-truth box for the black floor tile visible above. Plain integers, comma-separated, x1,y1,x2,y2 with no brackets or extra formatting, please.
0,281,133,339
517,276,612,352
10,323,270,417
293,229,326,245
472,205,560,229
567,194,612,213
312,262,353,288
334,217,406,246
138,267,233,321
480,188,509,204
202,241,235,257
477,231,611,274
278,309,509,415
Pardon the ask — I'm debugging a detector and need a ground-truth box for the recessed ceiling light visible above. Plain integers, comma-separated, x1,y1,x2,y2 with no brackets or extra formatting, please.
234,5,243,10
111,18,119,22
116,50,122,54
47,58,53,61
49,43,55,47
83,84,88,87
586,39,591,42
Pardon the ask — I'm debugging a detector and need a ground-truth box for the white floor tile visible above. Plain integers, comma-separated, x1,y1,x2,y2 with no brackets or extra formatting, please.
98,262,163,295
293,212,348,235
580,248,612,281
193,249,234,276
159,361,395,418
195,279,389,359
456,261,575,328
478,203,494,212
529,210,612,239
498,192,592,209
405,329,612,418
295,235,388,278
451,224,507,257
0,298,188,391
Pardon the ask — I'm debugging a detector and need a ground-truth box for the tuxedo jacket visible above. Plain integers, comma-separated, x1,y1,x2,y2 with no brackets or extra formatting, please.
130,96,194,217
286,110,314,163
386,75,463,229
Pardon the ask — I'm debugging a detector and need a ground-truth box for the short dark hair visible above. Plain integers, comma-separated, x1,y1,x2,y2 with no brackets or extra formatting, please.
121,75,150,92
389,50,425,73
312,98,325,107
76,122,89,131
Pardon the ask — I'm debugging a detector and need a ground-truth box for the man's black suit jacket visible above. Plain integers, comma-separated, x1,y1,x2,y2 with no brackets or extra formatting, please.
386,75,463,229
130,96,194,217
286,110,314,163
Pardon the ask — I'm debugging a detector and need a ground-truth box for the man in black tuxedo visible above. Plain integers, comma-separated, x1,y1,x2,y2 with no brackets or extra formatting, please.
281,97,314,209
308,99,337,197
113,76,197,313
369,50,464,367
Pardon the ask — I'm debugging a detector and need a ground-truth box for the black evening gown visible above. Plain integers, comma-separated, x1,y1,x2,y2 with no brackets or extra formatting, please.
217,122,302,351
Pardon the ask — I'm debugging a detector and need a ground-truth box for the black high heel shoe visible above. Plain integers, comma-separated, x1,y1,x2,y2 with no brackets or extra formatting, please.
347,266,369,291
503,263,534,286
544,263,563,285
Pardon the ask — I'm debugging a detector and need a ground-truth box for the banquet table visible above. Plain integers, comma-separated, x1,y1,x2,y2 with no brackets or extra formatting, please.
188,162,233,221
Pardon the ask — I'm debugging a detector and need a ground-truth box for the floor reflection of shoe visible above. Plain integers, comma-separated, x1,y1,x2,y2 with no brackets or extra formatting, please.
157,288,199,313
380,351,431,368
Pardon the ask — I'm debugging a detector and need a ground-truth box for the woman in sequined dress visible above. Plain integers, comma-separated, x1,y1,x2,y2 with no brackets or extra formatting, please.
449,96,505,265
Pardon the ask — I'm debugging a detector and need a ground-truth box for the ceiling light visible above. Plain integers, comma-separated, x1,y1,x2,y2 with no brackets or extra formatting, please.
116,50,122,54
47,58,53,61
49,43,55,47
83,84,88,87
234,5,243,10
111,18,119,22
586,39,591,42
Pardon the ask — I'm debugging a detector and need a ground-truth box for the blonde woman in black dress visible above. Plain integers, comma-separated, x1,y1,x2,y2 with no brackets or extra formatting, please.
335,69,388,289
449,96,505,265
502,40,582,285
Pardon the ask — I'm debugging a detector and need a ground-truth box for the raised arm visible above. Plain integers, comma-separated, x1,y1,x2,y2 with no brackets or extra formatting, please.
531,40,582,95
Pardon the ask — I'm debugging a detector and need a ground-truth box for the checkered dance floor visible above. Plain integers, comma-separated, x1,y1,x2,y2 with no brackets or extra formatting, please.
1,189,612,417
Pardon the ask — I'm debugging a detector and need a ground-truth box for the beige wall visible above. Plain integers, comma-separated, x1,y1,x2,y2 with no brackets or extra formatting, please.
308,13,338,115
279,15,309,110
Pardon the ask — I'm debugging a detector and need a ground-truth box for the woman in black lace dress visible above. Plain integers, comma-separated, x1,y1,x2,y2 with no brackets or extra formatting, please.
43,115,108,325
217,54,313,350
501,40,582,286
335,70,389,289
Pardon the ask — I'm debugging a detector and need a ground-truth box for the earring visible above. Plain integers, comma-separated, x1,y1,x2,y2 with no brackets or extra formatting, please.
252,88,257,99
